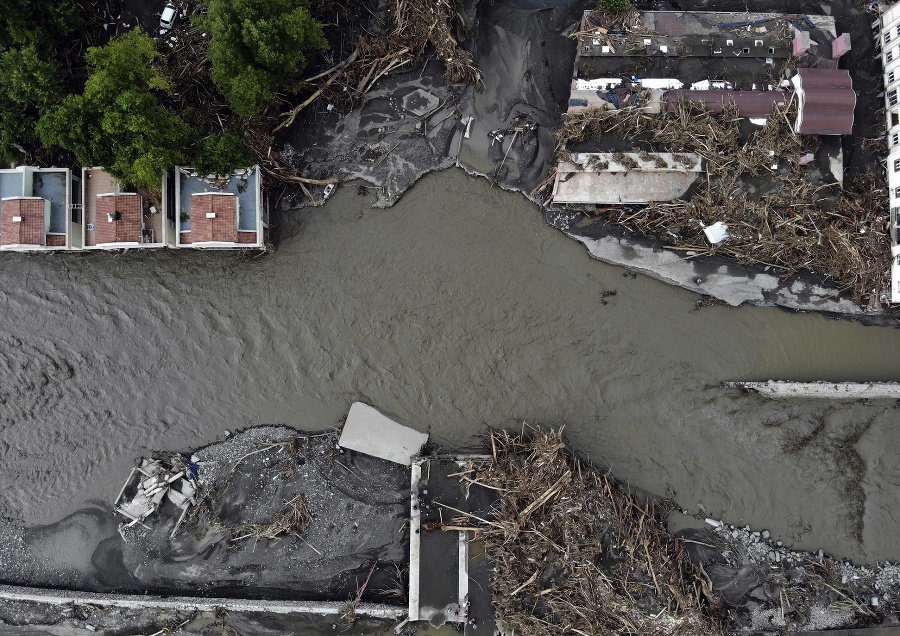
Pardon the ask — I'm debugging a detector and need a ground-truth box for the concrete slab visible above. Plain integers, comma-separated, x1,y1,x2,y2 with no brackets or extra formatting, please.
338,402,428,465
726,381,900,399
402,89,440,116
553,170,700,204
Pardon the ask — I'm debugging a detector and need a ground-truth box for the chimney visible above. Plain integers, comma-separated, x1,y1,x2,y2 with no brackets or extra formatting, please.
793,30,811,57
832,33,852,59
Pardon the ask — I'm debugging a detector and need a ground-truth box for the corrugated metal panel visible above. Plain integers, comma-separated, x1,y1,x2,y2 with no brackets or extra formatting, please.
663,90,786,118
796,67,852,88
794,68,856,135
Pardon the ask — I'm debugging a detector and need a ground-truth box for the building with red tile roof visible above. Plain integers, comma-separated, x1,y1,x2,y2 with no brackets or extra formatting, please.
0,167,79,251
94,193,143,246
0,198,48,248
174,166,265,249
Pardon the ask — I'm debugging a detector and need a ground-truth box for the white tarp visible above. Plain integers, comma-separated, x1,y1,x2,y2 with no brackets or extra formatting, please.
338,402,428,465
703,221,730,244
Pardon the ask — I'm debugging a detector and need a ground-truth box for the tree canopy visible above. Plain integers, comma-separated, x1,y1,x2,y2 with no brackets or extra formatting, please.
0,46,62,162
0,0,80,48
37,30,191,191
193,132,255,177
206,0,328,116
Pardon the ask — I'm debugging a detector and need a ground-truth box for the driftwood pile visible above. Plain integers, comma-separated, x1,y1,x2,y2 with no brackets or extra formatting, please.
154,0,477,199
277,0,480,131
448,429,723,636
555,98,890,305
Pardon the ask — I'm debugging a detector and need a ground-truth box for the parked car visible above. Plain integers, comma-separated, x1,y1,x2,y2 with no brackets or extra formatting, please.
160,3,178,31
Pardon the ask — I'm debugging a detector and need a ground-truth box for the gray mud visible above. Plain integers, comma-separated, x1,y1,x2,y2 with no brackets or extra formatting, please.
1,428,408,600
2,170,900,571
0,599,395,636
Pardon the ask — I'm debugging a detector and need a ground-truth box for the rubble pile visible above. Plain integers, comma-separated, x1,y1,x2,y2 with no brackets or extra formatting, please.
698,516,900,632
554,97,890,305
449,429,723,636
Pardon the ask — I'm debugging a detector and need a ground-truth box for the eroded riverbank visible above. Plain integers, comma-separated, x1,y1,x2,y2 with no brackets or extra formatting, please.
0,170,899,567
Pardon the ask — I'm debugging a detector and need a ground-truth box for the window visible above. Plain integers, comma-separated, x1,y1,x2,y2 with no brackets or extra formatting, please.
891,71,896,83
893,133,899,145
743,47,750,54
893,159,899,172
895,186,900,198
896,24,900,35
888,31,893,43
769,47,775,54
755,39,763,46
888,49,894,62
890,90,898,106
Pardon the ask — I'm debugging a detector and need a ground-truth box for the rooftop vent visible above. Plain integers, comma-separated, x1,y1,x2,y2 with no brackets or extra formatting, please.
12,216,22,223
205,212,216,219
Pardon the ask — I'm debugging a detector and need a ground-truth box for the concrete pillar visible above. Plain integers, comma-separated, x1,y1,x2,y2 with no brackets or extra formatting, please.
793,30,811,56
832,33,852,59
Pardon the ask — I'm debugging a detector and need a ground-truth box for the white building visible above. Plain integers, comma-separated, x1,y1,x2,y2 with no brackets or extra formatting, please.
876,3,900,302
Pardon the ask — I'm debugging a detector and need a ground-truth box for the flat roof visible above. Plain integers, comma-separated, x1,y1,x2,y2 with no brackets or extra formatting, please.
31,170,68,234
552,153,702,205
178,166,259,234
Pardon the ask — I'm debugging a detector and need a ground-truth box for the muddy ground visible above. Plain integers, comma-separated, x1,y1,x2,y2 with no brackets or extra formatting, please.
0,428,409,602
0,600,396,636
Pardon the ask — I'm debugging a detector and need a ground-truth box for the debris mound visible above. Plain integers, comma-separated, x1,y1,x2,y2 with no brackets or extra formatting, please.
451,429,724,635
554,98,890,306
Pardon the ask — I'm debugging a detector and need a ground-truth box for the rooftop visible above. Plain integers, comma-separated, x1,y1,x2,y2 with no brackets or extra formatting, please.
552,153,703,205
95,194,142,245
0,198,46,247
189,193,238,243
791,67,856,135
176,166,262,247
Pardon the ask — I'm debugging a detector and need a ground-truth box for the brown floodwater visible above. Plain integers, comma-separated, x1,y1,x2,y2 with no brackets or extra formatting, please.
1,168,899,562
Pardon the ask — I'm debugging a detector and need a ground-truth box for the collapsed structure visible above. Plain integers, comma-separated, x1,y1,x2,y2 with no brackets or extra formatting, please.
555,10,854,207
551,10,895,306
877,3,900,301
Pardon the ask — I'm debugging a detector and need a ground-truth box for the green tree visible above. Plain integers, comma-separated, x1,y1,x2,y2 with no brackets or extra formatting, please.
192,132,254,176
0,0,79,48
206,0,328,116
598,0,631,13
0,45,62,162
37,30,191,192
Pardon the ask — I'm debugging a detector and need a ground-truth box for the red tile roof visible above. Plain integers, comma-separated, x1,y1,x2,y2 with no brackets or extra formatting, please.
189,193,237,243
1,198,46,246
663,90,787,118
793,68,855,135
95,194,142,244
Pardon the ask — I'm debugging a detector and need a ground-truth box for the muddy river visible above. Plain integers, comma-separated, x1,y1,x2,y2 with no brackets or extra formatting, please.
1,168,899,563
